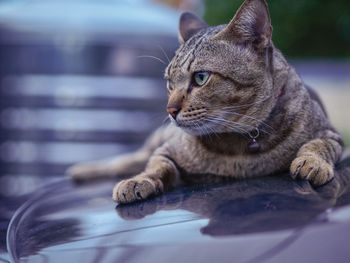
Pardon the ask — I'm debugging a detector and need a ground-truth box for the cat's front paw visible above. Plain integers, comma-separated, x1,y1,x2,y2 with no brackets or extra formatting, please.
113,176,163,204
290,155,334,186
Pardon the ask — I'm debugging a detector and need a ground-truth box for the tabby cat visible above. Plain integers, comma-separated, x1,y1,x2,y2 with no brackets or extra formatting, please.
68,0,344,204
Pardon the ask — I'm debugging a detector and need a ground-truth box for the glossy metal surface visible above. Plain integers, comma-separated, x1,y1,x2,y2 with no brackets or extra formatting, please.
6,155,350,263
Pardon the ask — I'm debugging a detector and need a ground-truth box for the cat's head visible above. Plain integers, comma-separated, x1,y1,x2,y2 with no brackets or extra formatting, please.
165,0,280,136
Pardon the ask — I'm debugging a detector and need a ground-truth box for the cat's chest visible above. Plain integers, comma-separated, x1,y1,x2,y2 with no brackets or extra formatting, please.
166,132,263,176
196,133,252,155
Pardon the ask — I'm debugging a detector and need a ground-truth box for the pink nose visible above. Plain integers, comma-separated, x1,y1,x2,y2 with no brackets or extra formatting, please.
167,105,181,119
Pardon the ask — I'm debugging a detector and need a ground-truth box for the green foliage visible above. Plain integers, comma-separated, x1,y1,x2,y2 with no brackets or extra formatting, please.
203,0,350,58
343,133,350,148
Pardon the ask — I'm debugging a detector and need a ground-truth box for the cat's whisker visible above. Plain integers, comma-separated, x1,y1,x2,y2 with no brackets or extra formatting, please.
182,118,201,135
157,45,171,63
162,115,171,124
220,104,255,110
215,120,249,135
208,120,250,140
205,102,275,135
198,120,213,138
204,115,250,139
198,122,211,138
190,119,201,134
216,108,272,130
197,121,207,135
207,115,252,135
196,121,211,137
203,121,218,140
206,123,221,139
137,55,167,65
182,117,220,138
206,113,256,132
219,97,271,110
219,110,274,134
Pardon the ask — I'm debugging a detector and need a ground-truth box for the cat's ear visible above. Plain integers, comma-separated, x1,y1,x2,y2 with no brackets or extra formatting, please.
178,12,208,44
213,0,272,50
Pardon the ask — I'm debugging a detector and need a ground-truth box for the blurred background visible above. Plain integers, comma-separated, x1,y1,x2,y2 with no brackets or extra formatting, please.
0,0,349,260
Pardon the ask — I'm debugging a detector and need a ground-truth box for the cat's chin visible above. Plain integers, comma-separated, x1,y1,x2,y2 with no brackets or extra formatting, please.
179,125,244,137
170,118,216,136
180,127,204,136
179,124,219,136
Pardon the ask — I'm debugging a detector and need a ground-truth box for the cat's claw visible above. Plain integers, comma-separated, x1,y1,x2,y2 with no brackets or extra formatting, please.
113,177,163,204
290,155,334,187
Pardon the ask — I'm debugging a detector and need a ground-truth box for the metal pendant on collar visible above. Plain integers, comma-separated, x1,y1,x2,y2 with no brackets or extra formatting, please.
248,128,260,153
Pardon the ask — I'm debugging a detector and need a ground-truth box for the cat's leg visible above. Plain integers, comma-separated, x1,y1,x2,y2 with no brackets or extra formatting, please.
67,125,176,181
290,129,344,186
67,151,150,181
113,154,179,203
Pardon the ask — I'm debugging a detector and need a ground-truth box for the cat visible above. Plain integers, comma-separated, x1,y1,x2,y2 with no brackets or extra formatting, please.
68,0,344,204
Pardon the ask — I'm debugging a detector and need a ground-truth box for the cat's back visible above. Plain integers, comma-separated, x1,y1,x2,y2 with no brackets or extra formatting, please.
305,85,327,116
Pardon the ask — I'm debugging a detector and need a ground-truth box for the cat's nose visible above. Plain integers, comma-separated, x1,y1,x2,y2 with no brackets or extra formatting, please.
167,105,181,119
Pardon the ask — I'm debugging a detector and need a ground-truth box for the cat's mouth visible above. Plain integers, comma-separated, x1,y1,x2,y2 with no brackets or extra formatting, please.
169,108,229,135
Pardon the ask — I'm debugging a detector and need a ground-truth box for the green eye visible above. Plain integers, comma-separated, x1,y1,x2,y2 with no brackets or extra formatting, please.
194,71,210,86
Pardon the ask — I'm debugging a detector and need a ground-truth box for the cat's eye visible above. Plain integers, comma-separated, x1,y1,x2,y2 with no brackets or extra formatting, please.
193,71,210,86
